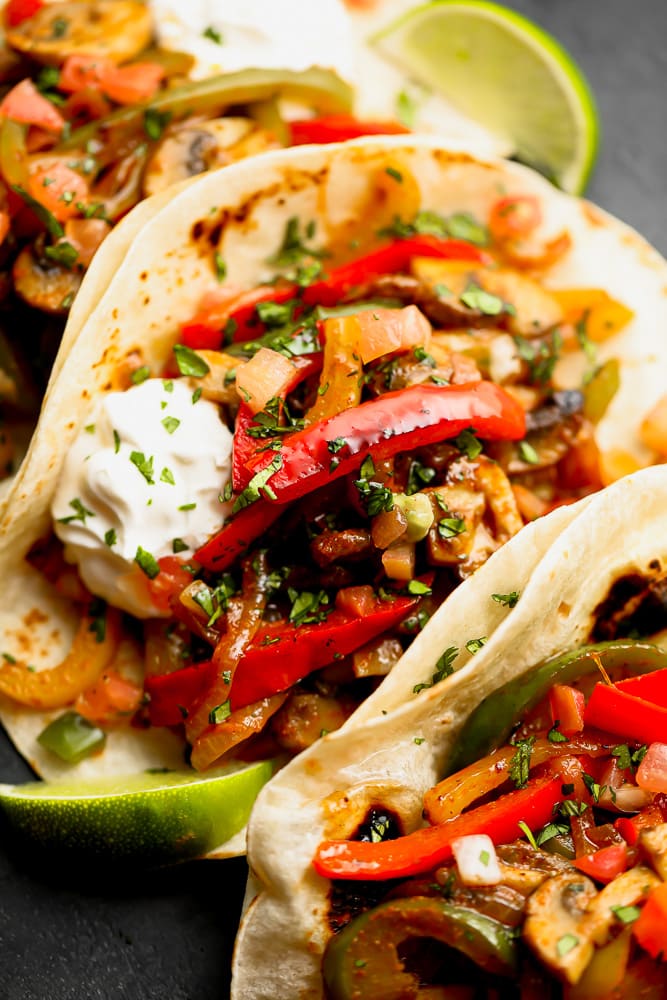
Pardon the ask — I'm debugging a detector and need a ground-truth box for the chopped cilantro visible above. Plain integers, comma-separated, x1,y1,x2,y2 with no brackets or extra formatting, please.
104,528,117,547
479,849,490,866
509,737,535,789
519,440,540,465
11,185,64,238
2,652,16,664
460,282,505,315
130,451,155,485
268,217,327,269
406,459,436,495
84,424,95,434
160,467,175,485
51,15,69,38
44,241,79,269
131,366,151,385
173,344,210,377
203,25,223,44
288,588,330,627
57,497,94,525
547,721,568,744
354,477,394,516
161,416,180,435
385,166,403,183
465,636,487,654
144,107,172,141
611,905,640,925
413,646,459,692
492,591,520,608
395,89,418,128
517,820,538,850
214,252,226,281
192,387,202,404
135,546,160,579
445,212,489,246
413,737,425,745
172,538,188,554
455,428,483,460
113,429,121,454
556,934,579,957
178,502,196,511
256,300,292,328
514,330,562,384
327,436,347,454
407,580,431,596
209,700,231,724
438,515,466,539
232,453,283,513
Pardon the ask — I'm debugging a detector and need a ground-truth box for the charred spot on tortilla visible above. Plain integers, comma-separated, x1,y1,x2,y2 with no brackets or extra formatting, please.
591,568,667,641
327,805,403,932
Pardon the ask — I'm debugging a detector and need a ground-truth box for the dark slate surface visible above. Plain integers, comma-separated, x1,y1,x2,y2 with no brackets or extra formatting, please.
1,2,666,998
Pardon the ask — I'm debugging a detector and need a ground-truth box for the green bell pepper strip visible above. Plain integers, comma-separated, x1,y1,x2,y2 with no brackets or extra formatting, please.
56,67,353,152
37,711,106,763
322,898,517,1000
448,640,666,773
313,774,563,881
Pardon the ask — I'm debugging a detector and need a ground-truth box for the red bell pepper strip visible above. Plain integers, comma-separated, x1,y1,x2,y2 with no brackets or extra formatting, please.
195,501,283,572
614,795,667,845
313,775,564,881
247,380,526,505
289,115,410,145
144,661,215,727
232,353,323,492
616,667,667,707
584,683,667,745
5,0,44,26
573,842,629,884
230,590,421,709
224,237,489,342
632,881,667,960
232,402,258,493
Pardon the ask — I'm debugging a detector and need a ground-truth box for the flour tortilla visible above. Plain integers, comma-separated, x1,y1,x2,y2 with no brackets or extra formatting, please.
233,465,667,998
0,136,665,846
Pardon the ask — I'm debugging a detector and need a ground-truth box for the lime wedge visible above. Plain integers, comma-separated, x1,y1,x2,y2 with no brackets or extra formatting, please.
0,760,273,865
372,0,599,193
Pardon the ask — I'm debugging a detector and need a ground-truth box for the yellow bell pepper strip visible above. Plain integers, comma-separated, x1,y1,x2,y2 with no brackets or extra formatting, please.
0,607,120,709
245,381,526,506
313,775,564,881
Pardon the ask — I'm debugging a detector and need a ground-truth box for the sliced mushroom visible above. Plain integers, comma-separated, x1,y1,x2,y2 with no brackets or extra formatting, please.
524,871,598,985
496,840,574,894
271,690,352,754
6,1,153,66
638,822,667,880
12,240,81,315
584,865,660,946
142,118,280,197
410,257,563,337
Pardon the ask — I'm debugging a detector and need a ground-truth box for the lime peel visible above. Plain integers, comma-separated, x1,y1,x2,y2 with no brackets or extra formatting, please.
372,0,599,194
0,760,275,864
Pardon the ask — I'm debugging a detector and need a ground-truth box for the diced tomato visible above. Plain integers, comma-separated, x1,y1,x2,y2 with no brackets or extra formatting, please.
489,195,542,243
75,670,143,725
144,556,195,615
573,842,629,884
335,585,378,618
0,79,65,133
59,55,112,94
633,881,667,960
355,305,431,364
4,0,43,26
548,684,585,735
101,63,165,105
27,160,89,222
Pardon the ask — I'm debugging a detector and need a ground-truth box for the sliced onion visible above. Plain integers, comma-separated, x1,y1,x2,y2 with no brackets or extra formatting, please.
605,784,653,813
353,637,403,679
451,835,502,886
235,346,298,415
355,304,431,364
636,742,667,793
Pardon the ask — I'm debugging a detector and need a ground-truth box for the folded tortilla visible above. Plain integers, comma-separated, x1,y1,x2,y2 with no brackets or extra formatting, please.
234,464,667,998
0,136,665,846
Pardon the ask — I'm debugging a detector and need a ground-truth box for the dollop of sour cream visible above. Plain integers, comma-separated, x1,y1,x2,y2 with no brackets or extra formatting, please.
52,379,233,619
151,0,355,83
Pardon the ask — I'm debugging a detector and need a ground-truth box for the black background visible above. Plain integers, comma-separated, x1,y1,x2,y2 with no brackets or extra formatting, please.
1,2,666,998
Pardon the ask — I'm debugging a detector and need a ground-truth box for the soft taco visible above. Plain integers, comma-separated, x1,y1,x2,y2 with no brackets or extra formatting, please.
0,137,666,854
234,464,667,998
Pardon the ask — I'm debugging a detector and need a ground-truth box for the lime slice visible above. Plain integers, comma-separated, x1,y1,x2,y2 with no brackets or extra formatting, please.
372,0,599,193
0,760,273,865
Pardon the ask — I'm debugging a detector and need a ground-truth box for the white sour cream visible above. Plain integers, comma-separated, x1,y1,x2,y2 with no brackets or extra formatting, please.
151,0,356,84
52,379,233,619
